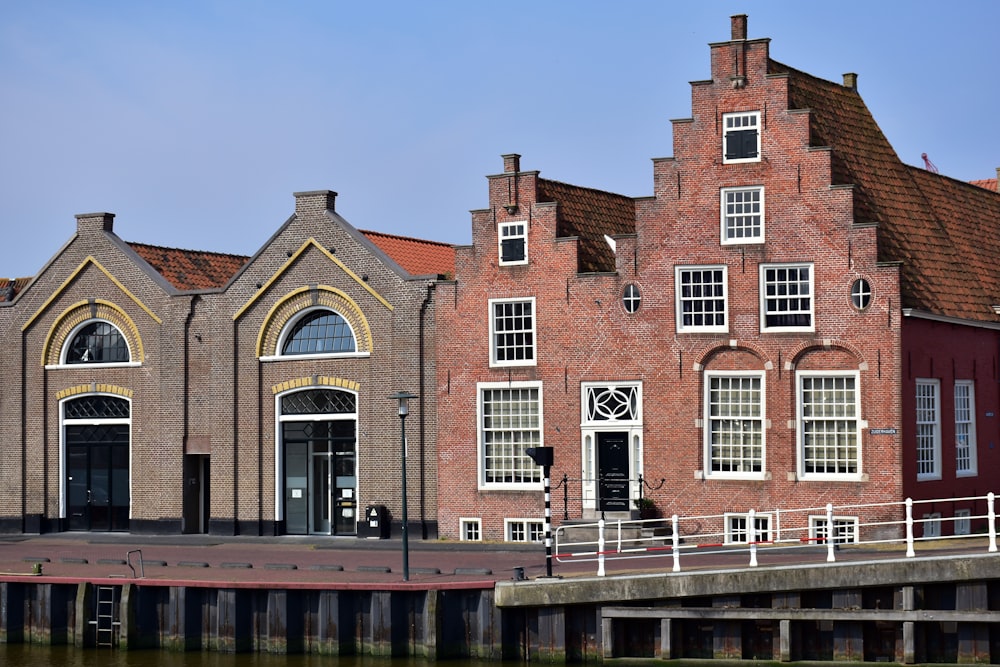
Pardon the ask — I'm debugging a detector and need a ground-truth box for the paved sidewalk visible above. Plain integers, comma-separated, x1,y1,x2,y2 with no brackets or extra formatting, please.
0,533,585,587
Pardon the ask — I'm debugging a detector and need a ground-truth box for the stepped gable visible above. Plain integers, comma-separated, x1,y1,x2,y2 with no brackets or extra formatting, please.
361,230,455,278
772,59,992,321
128,242,249,291
536,178,635,273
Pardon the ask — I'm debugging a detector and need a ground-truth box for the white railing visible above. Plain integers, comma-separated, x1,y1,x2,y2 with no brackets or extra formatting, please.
553,492,999,576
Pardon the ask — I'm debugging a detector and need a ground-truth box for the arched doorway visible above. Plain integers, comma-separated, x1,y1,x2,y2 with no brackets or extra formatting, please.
63,395,131,531
279,388,358,535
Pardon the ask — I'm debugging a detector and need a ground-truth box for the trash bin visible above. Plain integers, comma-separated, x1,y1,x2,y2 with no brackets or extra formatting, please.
359,504,389,539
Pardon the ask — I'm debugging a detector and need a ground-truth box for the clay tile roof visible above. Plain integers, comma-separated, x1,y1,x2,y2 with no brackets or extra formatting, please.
971,178,998,192
0,276,31,302
361,231,455,277
773,59,1000,322
536,178,636,273
128,243,249,291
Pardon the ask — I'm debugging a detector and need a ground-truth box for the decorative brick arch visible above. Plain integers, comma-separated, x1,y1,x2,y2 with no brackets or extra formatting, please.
787,339,867,371
56,383,134,401
271,376,361,395
257,286,373,358
43,300,144,366
695,341,773,372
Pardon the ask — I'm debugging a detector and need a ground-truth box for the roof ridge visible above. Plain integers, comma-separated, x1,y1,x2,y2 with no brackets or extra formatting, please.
359,229,454,247
127,240,250,260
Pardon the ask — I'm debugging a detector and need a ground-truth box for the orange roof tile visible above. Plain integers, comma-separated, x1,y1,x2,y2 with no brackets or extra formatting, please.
971,178,998,192
537,178,635,273
361,231,455,278
0,277,31,302
774,59,999,323
128,243,248,291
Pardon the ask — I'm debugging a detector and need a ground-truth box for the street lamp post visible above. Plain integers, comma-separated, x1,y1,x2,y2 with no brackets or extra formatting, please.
389,391,417,581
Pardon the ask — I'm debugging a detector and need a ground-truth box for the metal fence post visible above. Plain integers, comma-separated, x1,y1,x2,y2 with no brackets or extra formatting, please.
988,492,997,553
905,497,915,558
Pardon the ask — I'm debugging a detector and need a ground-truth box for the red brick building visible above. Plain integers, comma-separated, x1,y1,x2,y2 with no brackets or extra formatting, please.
435,15,1000,543
0,190,453,536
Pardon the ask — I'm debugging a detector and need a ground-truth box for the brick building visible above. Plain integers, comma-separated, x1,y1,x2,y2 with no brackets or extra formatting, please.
0,190,453,536
435,15,1000,543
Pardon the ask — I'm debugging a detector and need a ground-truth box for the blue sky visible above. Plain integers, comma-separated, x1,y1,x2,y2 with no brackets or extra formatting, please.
1,1,997,278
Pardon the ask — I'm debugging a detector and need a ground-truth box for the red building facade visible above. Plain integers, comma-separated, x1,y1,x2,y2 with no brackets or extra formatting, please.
436,15,1000,543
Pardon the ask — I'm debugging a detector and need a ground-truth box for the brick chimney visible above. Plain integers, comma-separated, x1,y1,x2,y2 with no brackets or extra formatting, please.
76,212,115,234
294,190,338,217
503,154,521,173
731,14,747,41
843,73,858,90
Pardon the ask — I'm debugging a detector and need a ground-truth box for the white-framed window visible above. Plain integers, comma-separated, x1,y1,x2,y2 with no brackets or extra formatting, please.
808,516,859,544
279,308,357,356
704,372,765,478
622,284,641,313
721,186,764,244
676,266,728,333
489,297,536,367
954,509,972,536
723,111,761,164
916,379,941,480
761,263,813,331
62,320,133,365
505,518,544,543
460,518,482,541
797,371,862,479
478,381,543,489
955,380,977,476
922,513,942,538
499,221,528,265
725,513,771,544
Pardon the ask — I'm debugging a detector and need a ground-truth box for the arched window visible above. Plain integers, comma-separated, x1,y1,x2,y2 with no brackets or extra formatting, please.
281,310,356,356
65,321,130,364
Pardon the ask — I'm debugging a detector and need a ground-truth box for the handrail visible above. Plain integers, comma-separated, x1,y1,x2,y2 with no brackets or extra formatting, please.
554,492,999,576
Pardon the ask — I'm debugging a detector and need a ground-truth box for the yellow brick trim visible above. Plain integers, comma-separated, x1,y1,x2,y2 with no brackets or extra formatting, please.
271,376,360,395
255,285,373,357
234,238,393,321
56,384,133,401
23,255,162,331
41,299,145,366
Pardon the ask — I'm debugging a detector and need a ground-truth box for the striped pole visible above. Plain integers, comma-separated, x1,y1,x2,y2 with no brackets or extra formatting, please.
543,465,553,577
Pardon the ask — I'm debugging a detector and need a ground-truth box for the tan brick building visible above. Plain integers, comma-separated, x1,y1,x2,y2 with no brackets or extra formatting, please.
0,190,453,536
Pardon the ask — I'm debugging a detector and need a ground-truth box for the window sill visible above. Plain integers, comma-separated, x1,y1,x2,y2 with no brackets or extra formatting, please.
260,352,371,362
46,362,142,370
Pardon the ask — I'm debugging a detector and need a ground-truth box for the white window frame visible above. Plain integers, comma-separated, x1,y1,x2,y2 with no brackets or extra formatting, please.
459,518,482,541
760,263,814,332
676,265,728,333
54,319,140,369
261,306,369,362
703,371,765,480
722,110,761,164
796,371,863,480
489,297,536,367
725,512,771,544
954,509,972,536
478,381,543,490
580,382,644,511
922,513,942,538
808,516,859,544
954,380,977,477
916,379,942,481
505,518,545,543
721,186,764,244
498,221,528,266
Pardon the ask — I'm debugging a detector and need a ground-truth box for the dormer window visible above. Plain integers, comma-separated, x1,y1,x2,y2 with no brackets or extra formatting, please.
723,111,760,164
499,221,527,265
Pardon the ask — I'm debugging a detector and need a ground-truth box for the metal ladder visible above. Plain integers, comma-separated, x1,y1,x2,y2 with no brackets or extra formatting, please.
91,585,119,648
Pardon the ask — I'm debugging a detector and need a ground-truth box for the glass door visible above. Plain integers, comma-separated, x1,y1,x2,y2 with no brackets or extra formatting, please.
311,452,334,535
